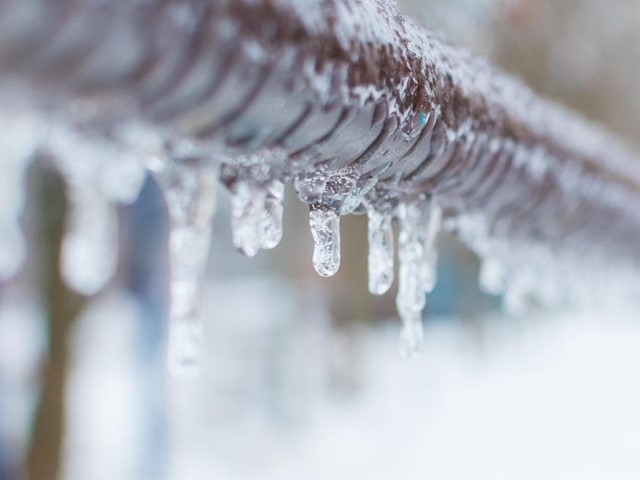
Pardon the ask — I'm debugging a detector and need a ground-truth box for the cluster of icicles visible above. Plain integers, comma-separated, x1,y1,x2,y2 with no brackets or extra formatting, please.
2,106,637,377
0,107,443,373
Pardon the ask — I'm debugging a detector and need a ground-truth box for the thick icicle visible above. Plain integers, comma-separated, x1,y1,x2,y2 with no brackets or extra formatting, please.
60,187,118,295
309,206,341,277
367,209,394,295
230,181,266,257
150,158,217,377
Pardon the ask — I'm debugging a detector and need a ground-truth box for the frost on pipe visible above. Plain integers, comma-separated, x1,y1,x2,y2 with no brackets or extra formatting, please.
1,0,640,367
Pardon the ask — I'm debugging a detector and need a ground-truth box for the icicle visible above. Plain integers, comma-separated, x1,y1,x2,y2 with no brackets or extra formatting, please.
151,158,217,377
309,206,340,277
367,209,394,295
395,198,441,358
60,187,118,295
261,180,284,250
0,112,40,279
396,202,426,358
230,180,266,257
421,202,441,294
398,311,424,359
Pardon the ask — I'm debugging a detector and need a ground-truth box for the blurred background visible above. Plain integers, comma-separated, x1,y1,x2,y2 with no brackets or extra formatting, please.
2,0,640,479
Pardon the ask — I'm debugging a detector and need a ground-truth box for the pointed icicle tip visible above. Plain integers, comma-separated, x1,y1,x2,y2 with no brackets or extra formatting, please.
309,206,341,277
398,312,424,359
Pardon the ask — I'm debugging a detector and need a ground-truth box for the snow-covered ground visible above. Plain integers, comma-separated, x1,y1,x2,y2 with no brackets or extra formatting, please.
59,282,640,480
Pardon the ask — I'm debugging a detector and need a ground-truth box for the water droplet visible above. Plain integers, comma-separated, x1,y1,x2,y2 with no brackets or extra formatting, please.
367,209,394,295
309,207,340,277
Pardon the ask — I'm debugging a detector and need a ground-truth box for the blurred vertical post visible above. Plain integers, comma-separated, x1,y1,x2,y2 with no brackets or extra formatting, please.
24,160,86,480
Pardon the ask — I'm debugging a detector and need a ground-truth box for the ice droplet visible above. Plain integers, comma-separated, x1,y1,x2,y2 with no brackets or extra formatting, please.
261,180,284,250
151,159,217,377
309,207,340,277
60,187,118,295
230,181,266,257
367,209,394,295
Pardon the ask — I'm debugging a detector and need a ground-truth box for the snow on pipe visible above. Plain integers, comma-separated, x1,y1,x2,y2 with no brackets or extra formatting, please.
1,0,640,369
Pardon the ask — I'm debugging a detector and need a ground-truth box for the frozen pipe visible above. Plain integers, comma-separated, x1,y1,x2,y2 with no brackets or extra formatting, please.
1,0,639,263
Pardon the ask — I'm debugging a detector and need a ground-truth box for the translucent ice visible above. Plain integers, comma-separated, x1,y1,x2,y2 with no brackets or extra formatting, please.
261,180,284,250
309,207,341,277
421,201,441,294
367,209,394,295
396,202,427,355
230,180,266,257
398,311,424,359
150,158,217,377
395,197,441,356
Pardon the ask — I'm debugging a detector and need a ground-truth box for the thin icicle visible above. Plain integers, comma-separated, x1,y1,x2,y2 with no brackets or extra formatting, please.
261,180,284,250
60,187,118,295
421,201,441,294
367,209,394,295
231,180,266,257
151,158,217,377
395,197,441,358
309,206,340,277
396,202,426,358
